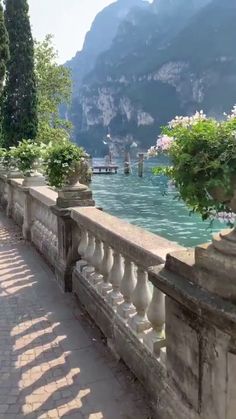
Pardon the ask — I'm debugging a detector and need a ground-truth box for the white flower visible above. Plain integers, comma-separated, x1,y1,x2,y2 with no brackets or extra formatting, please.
168,110,207,128
147,146,157,157
226,105,236,120
212,211,236,224
147,135,174,156
156,135,174,152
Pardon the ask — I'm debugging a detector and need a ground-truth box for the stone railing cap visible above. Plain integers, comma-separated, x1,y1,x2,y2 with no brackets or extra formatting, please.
8,178,24,187
29,186,57,207
149,264,236,336
71,207,183,268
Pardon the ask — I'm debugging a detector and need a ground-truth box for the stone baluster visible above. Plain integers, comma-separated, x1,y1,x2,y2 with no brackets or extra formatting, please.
118,258,136,319
90,238,104,287
108,250,124,308
76,229,88,272
83,232,95,279
42,225,48,243
130,266,152,334
99,244,113,296
144,287,166,356
49,230,55,243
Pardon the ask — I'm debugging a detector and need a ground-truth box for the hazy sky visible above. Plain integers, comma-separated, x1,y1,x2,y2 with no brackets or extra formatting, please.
28,0,114,63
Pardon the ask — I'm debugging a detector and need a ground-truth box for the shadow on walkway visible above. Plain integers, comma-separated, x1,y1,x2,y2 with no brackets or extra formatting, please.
0,211,152,419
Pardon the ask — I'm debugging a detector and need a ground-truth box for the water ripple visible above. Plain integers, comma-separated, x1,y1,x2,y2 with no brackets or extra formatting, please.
91,158,226,248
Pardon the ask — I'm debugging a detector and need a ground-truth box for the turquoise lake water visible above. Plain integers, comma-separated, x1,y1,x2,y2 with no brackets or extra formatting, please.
91,157,225,248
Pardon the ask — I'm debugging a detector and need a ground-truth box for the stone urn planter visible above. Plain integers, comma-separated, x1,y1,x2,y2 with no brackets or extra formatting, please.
207,181,236,255
6,168,23,179
208,178,236,213
44,141,94,208
22,161,46,187
10,140,45,186
0,161,7,175
195,180,236,302
56,161,94,208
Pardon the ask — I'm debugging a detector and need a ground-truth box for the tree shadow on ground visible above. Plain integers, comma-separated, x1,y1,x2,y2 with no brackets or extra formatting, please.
0,214,152,419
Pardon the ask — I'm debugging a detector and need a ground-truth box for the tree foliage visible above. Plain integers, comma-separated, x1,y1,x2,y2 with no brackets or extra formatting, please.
34,35,72,144
2,0,38,147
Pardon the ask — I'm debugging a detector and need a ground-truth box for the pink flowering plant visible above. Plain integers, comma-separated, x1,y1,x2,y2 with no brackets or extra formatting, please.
149,109,236,223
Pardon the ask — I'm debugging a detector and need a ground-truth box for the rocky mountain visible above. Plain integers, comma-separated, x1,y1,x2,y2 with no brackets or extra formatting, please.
66,0,147,92
67,0,236,156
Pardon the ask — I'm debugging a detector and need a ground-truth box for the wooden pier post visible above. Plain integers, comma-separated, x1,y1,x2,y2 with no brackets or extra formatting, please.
124,151,131,175
138,153,144,178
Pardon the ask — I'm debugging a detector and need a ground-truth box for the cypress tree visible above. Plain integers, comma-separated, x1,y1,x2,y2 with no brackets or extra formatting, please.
0,1,9,93
3,0,38,147
0,0,9,145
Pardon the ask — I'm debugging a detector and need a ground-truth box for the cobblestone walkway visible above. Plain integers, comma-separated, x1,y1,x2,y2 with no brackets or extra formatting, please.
0,211,152,419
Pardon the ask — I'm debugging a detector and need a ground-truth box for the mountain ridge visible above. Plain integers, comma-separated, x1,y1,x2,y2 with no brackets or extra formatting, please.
66,0,236,156
66,0,147,92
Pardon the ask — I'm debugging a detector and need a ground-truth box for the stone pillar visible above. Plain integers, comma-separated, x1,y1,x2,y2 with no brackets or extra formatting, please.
161,241,236,419
52,183,95,292
195,228,236,302
165,294,231,419
21,177,46,240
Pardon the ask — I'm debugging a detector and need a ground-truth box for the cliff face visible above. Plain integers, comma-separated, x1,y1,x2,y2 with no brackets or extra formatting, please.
66,0,147,92
67,0,236,156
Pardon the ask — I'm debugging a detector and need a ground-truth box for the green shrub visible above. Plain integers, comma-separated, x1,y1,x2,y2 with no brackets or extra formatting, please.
150,110,236,221
44,140,89,188
12,140,42,176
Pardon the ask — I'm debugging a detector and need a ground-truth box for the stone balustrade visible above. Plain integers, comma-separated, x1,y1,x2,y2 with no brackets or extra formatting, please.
71,207,182,358
0,175,59,269
30,186,58,268
1,173,236,419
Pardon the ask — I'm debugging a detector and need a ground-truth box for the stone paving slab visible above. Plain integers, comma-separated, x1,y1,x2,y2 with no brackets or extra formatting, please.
0,211,152,419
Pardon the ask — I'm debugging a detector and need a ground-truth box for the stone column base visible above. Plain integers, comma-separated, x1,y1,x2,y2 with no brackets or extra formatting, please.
195,228,236,303
55,260,73,292
56,183,95,208
22,175,46,187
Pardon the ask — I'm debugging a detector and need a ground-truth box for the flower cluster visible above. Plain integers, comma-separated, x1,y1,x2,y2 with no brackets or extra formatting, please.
148,135,174,157
213,212,236,225
226,105,236,120
150,108,236,223
168,110,207,128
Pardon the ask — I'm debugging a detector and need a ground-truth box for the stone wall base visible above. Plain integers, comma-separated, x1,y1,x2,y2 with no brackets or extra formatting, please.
31,223,58,271
72,268,198,419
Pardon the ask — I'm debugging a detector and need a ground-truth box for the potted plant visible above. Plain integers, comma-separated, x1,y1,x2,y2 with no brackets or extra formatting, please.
2,147,21,178
0,148,7,174
149,109,236,225
12,140,45,186
44,140,91,189
43,140,93,208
